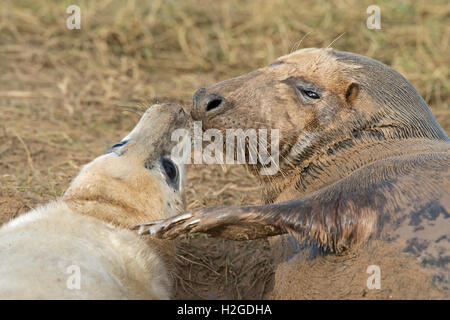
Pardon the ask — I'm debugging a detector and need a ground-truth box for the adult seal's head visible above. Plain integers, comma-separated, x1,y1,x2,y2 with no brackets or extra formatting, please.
196,48,444,178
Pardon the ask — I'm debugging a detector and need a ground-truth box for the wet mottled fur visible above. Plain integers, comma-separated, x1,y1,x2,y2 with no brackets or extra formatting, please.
138,49,449,298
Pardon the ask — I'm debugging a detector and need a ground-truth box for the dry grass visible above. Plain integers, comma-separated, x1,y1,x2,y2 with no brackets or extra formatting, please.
0,0,448,299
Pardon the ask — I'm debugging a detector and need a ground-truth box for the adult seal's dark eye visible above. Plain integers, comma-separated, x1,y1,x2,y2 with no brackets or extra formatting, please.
301,89,320,99
161,158,178,182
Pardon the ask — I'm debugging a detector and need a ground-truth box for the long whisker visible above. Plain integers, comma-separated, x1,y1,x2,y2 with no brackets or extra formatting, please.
118,105,145,116
290,31,313,53
327,32,346,49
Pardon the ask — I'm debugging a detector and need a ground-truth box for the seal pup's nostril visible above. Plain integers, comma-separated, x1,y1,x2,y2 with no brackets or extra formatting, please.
204,94,225,112
156,102,186,115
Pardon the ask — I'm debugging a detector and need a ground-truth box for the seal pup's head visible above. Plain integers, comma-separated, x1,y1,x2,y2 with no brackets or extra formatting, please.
64,103,190,229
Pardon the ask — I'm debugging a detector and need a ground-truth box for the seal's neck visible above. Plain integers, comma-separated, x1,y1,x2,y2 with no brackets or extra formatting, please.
62,181,176,264
63,195,144,229
62,172,165,229
259,128,449,203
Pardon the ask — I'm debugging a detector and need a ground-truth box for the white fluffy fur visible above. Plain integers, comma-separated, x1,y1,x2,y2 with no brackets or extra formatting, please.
0,104,187,299
0,201,170,299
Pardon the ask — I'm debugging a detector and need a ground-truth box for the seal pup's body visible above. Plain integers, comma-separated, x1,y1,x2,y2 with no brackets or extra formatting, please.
0,104,188,299
138,49,450,299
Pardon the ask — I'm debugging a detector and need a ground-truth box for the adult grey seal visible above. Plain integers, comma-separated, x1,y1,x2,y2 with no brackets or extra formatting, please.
137,49,449,298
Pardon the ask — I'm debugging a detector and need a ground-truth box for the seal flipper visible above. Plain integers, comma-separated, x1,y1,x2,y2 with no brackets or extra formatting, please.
134,205,284,240
133,194,347,248
134,189,375,252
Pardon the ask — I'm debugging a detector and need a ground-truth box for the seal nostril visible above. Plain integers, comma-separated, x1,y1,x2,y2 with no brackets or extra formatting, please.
205,98,223,112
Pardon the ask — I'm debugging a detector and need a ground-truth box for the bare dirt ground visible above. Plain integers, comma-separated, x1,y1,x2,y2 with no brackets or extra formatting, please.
0,0,448,299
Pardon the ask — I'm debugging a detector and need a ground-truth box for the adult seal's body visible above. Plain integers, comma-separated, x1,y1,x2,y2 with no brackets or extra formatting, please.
138,48,450,299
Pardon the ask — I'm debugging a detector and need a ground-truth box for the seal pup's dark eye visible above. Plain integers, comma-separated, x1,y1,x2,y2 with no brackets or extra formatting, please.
105,139,129,155
300,89,320,99
161,158,178,183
